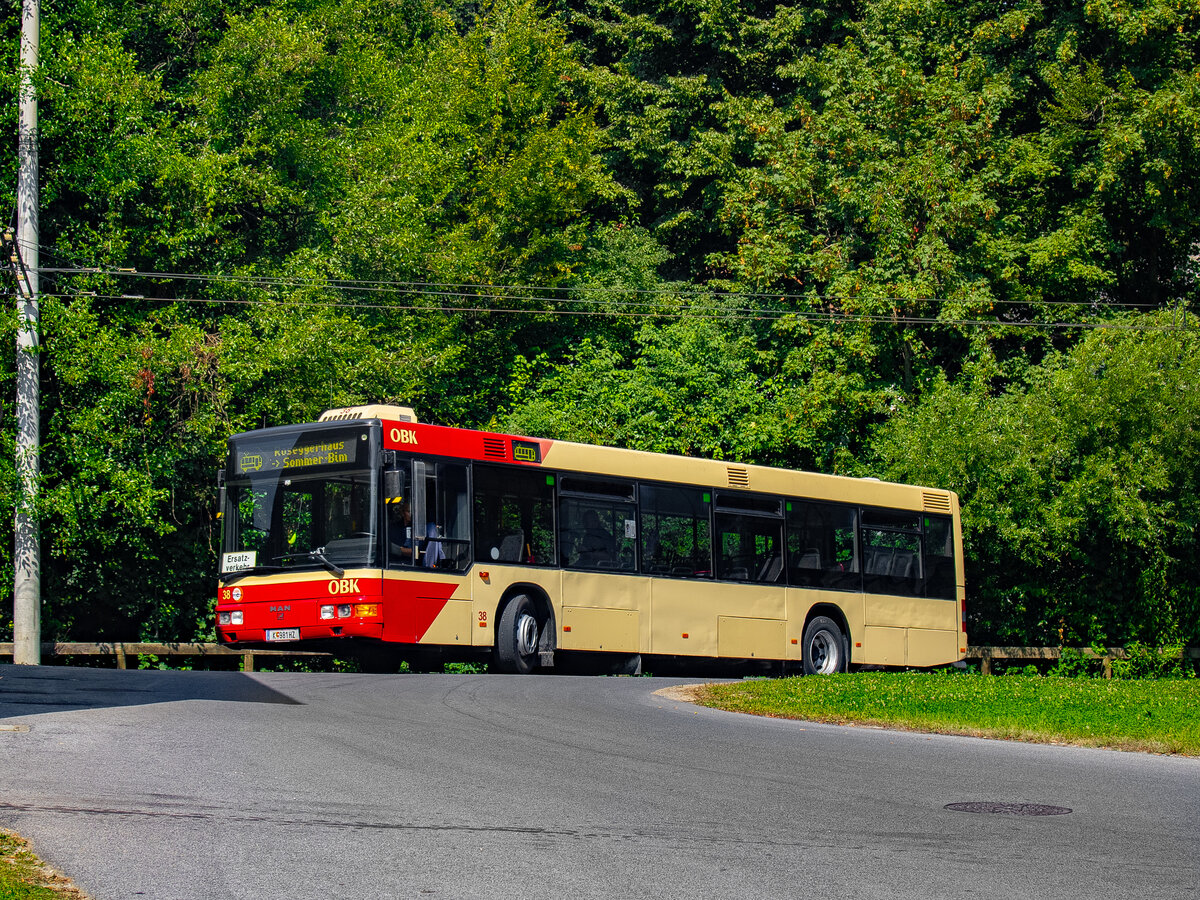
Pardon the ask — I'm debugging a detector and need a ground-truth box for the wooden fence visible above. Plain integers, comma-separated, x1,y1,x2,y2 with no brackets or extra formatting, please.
965,646,1200,677
0,642,329,672
1,642,1197,675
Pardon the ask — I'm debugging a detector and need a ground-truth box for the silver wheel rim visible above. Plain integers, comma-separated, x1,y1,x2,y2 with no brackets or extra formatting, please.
809,630,839,674
515,612,539,658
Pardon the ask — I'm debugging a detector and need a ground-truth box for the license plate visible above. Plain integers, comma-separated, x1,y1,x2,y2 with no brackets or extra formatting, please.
265,628,301,642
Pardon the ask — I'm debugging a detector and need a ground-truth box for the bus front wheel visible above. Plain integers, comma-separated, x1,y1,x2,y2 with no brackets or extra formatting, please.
495,594,541,675
802,616,847,675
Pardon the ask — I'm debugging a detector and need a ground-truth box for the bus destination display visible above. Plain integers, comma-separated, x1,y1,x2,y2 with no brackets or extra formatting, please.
234,433,361,474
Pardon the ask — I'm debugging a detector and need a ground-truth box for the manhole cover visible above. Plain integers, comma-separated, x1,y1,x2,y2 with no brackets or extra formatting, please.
945,802,1072,816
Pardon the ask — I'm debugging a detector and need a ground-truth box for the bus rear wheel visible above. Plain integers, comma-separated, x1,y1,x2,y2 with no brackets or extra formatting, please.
494,594,542,675
802,616,847,675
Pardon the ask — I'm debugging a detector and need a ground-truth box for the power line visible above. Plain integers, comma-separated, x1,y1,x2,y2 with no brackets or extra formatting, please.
36,289,1182,331
15,256,1177,330
36,262,1159,311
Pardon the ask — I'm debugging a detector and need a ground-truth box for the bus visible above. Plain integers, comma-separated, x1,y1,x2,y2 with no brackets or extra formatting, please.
215,405,967,674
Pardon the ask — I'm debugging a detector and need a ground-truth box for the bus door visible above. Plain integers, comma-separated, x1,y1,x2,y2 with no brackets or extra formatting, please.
385,458,471,572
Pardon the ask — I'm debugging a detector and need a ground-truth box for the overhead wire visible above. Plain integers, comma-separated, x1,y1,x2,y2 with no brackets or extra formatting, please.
34,288,1183,331
15,257,1181,330
36,263,1159,310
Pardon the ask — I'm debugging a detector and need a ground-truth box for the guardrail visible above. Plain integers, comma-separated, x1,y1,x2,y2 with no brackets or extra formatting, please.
2,642,1196,675
964,646,1200,677
0,642,330,672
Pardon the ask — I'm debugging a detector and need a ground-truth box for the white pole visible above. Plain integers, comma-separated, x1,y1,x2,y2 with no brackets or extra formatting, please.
13,0,41,666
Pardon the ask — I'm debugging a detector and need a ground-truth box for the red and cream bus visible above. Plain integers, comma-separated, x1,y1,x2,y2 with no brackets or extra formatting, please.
215,405,967,674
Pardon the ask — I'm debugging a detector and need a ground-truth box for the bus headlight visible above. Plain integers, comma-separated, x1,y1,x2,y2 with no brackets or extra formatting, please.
337,604,352,618
218,612,231,625
231,611,243,625
321,605,336,620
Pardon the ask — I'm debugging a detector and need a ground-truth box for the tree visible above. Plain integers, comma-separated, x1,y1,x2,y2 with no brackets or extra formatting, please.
0,0,622,640
876,313,1200,647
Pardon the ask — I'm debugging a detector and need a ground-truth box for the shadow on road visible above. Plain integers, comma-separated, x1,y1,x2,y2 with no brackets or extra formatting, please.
0,664,302,716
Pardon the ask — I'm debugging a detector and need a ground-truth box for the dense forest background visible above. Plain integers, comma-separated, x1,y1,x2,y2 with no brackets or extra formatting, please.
1,0,1197,648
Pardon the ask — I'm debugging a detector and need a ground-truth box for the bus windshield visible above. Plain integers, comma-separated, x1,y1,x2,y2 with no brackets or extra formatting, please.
223,427,379,573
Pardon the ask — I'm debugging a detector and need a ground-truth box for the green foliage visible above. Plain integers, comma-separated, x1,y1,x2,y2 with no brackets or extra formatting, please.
877,315,1200,647
1004,664,1042,677
1046,644,1109,679
249,655,361,673
710,0,1200,312
503,309,889,472
1,0,1198,653
443,661,489,674
1112,642,1196,680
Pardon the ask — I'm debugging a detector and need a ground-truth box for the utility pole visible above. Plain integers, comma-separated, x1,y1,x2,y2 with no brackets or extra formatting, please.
13,0,40,665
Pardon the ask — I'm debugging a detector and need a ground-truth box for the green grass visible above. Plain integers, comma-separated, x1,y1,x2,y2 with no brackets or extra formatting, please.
0,832,80,900
695,672,1200,755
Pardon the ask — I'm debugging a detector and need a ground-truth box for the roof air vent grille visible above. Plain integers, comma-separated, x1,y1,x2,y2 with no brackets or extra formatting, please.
923,492,952,513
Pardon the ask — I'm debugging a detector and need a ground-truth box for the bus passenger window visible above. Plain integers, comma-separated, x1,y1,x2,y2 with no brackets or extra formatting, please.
860,508,922,597
923,515,956,599
714,492,784,584
639,484,712,578
786,501,860,591
472,464,555,566
559,476,636,571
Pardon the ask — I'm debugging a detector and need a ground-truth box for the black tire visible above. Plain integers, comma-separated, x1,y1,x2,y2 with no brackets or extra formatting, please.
802,616,848,675
494,594,541,674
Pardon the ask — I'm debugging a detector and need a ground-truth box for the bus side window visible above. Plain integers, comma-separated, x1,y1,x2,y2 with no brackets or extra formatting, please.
472,464,555,566
923,515,956,599
860,508,922,597
714,492,783,584
786,501,861,592
560,476,636,571
639,484,712,578
559,480,638,571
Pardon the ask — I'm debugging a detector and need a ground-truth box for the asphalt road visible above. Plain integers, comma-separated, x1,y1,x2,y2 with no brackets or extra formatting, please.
0,664,1197,899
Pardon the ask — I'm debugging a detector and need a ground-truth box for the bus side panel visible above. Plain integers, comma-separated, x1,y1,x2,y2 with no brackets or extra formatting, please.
907,628,959,667
650,581,785,657
717,616,785,659
863,625,907,666
419,596,473,647
380,573,464,644
561,571,651,651
561,607,640,652
650,579,717,656
864,594,957,631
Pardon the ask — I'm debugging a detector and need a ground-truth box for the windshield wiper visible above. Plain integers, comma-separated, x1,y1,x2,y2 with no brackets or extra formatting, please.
272,548,345,579
220,564,283,585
